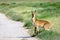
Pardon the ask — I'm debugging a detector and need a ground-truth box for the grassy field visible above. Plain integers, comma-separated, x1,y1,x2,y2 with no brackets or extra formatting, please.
0,0,60,3
0,1,60,40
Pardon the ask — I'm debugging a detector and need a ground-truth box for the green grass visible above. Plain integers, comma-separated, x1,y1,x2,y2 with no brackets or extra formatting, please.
0,2,60,40
0,0,60,3
37,30,60,40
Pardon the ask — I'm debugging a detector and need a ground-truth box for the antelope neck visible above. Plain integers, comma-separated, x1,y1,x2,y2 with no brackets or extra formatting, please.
32,15,36,22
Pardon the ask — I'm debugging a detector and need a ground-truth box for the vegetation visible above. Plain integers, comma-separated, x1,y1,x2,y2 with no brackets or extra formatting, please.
0,1,60,40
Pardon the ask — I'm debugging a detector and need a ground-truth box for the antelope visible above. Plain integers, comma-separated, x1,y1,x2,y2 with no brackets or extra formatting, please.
31,11,51,35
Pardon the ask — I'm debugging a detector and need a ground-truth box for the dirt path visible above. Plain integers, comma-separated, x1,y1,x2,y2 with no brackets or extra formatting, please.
0,13,38,40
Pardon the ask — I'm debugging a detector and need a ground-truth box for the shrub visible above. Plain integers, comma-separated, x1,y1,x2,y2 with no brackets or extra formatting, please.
1,3,9,5
24,20,32,29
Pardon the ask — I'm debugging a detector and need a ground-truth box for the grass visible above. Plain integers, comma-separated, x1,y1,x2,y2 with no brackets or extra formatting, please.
37,30,60,40
0,0,60,3
0,2,60,40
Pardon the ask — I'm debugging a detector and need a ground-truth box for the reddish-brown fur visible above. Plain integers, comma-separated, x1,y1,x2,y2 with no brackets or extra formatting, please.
31,11,51,34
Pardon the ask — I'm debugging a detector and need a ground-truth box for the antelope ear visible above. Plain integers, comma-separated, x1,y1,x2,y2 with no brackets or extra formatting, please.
31,10,36,14
31,11,34,14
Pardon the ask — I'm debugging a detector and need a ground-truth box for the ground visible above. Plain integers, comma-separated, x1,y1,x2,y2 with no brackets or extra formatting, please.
0,13,38,40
